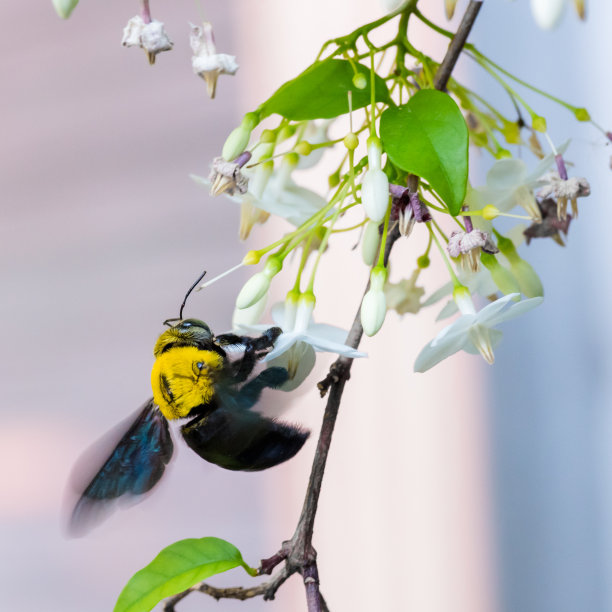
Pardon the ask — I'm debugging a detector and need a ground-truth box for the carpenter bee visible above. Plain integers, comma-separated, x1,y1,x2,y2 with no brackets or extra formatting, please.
68,272,309,536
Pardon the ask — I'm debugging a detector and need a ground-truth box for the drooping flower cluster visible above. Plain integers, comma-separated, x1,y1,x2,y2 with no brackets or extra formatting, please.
186,3,601,381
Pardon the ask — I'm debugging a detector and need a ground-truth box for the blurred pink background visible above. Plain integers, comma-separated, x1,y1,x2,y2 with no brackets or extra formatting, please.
2,1,611,611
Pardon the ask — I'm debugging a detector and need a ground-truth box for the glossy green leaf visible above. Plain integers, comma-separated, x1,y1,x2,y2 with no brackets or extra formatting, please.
259,59,391,121
114,537,257,612
380,90,469,215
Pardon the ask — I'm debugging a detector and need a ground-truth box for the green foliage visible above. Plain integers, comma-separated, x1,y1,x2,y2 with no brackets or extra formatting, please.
114,537,257,612
259,59,391,121
380,90,469,215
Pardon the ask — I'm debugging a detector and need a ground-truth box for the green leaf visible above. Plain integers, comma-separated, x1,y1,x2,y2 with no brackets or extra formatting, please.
259,59,391,121
380,90,469,215
114,537,257,612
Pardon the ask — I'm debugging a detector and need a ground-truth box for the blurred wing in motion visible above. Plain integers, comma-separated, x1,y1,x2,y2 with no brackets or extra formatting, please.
68,399,173,536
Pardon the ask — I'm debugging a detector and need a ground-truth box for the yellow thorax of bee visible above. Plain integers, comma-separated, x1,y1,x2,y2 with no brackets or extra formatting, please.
151,346,224,420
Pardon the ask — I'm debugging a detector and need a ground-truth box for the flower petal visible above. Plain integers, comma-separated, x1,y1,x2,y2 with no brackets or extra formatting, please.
422,281,453,307
270,302,288,328
463,327,503,355
473,294,519,326
486,158,528,191
436,299,458,321
483,296,543,326
267,342,316,391
261,332,298,361
300,333,367,358
307,323,351,345
414,320,473,372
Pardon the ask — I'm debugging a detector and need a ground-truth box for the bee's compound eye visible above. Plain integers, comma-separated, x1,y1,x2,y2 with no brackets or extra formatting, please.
196,362,204,369
181,322,192,329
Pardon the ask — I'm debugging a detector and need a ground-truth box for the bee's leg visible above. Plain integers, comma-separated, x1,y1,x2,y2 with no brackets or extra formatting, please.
216,327,283,383
215,327,282,353
237,366,289,409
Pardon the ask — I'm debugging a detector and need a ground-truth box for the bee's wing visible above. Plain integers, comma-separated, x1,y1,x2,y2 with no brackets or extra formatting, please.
181,367,309,472
67,399,173,537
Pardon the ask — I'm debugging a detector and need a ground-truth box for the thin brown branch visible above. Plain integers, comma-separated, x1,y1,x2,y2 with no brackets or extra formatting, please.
162,567,290,611
434,0,483,91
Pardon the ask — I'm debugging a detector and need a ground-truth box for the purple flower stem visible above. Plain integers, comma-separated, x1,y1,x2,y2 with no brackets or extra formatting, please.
141,0,152,24
555,154,568,180
234,151,252,168
463,214,474,232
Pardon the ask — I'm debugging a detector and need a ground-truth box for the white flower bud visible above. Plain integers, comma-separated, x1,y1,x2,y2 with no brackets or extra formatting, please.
445,0,458,19
361,290,387,337
236,257,282,309
52,0,79,19
367,137,383,170
362,169,389,223
380,0,409,14
222,126,252,162
530,0,566,29
236,272,271,310
362,220,381,266
361,267,388,337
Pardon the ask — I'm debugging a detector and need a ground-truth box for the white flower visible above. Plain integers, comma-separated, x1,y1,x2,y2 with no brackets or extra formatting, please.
241,294,367,362
208,155,250,196
537,172,590,219
425,267,498,321
190,22,239,99
446,229,497,273
122,16,173,65
414,290,543,373
192,155,327,233
476,144,567,221
530,0,585,29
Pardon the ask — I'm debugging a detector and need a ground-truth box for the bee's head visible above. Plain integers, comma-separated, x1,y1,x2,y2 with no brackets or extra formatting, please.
154,270,212,356
154,318,214,356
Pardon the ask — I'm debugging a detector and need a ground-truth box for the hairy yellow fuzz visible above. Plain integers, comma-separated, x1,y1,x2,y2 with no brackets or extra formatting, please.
151,347,223,420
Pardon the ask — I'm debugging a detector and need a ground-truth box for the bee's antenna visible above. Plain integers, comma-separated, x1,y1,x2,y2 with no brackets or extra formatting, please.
179,270,207,320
